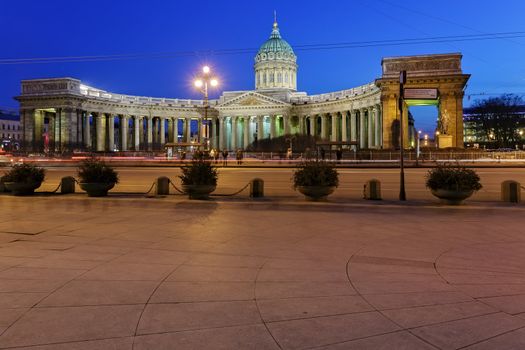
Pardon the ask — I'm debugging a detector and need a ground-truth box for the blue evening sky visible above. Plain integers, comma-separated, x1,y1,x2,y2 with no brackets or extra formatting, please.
1,0,525,133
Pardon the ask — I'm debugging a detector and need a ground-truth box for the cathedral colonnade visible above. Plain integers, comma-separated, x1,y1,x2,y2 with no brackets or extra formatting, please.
16,78,383,153
214,105,382,151
19,106,215,153
15,19,468,151
19,105,383,153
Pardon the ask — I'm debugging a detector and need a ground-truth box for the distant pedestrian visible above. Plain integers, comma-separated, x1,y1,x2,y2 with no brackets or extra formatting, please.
286,148,292,160
222,149,229,166
209,148,216,162
213,149,220,164
336,148,343,164
305,147,312,160
236,149,243,165
320,148,326,160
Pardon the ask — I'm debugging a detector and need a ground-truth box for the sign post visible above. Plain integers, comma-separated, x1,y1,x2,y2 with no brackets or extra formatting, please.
399,71,407,201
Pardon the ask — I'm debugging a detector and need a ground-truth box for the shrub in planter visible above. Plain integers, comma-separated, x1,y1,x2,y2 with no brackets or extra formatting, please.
293,160,339,200
426,164,482,204
78,158,119,197
179,158,218,199
2,163,45,195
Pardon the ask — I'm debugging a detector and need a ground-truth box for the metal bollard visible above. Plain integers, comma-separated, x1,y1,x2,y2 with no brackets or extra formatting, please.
501,180,521,203
0,178,7,192
363,179,382,200
250,178,264,198
61,176,76,194
156,176,170,195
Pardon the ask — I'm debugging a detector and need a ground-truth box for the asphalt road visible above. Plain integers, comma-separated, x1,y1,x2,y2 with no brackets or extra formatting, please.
34,166,525,202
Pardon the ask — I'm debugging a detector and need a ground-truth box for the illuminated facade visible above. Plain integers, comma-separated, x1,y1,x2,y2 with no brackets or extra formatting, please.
15,19,469,152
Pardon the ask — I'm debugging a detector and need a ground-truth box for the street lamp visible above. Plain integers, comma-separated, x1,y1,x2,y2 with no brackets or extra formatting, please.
398,70,407,201
194,66,219,148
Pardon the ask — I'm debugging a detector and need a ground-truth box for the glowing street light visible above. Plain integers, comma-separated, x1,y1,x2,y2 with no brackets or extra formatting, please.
194,66,219,147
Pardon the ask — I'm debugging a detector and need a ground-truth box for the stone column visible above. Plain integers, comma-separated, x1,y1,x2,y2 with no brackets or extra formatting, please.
120,115,128,151
33,110,43,149
359,109,367,149
297,116,304,135
231,117,238,150
209,118,216,149
160,117,166,145
84,112,91,149
139,116,145,148
151,118,157,145
244,117,250,148
96,113,106,152
106,115,114,152
54,110,62,152
341,111,348,142
309,116,316,137
185,118,191,143
21,109,34,151
197,118,203,144
172,117,179,143
47,115,55,151
62,108,76,151
146,116,153,151
368,107,375,149
134,116,141,151
350,110,357,145
331,113,338,142
207,118,213,148
283,115,291,135
320,115,328,140
270,115,277,139
167,118,174,143
375,105,382,148
257,116,264,141
218,117,225,150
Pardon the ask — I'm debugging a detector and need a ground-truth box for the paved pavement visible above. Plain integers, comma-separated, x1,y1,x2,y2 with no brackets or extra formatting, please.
1,195,525,349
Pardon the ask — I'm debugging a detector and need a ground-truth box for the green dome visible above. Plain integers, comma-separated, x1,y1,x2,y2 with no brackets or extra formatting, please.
255,22,296,62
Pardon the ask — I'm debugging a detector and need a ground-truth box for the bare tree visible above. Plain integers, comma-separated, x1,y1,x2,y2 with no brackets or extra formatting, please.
469,94,525,148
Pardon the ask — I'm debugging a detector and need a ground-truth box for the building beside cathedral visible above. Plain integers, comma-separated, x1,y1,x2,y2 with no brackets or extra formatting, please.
15,19,470,153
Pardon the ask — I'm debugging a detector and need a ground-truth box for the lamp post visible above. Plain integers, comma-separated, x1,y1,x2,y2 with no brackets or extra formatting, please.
398,70,407,201
194,66,218,148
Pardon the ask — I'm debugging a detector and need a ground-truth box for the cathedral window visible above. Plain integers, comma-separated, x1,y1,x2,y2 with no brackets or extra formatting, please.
277,72,282,83
285,72,289,83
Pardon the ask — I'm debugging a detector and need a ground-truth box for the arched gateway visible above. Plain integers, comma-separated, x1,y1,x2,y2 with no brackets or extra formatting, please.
375,53,470,149
15,20,469,152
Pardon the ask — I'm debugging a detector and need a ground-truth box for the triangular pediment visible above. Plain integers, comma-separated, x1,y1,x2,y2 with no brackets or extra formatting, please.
218,91,290,108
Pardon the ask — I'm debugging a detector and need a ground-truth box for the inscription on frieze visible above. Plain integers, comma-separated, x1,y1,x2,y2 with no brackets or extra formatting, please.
382,54,463,78
21,79,80,95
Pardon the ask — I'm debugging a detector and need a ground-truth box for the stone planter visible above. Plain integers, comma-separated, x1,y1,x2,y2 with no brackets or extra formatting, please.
80,183,115,197
4,182,41,196
431,188,474,205
181,184,216,200
297,185,336,201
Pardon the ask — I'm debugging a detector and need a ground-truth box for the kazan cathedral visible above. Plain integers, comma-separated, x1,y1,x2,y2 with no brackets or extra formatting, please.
16,19,469,152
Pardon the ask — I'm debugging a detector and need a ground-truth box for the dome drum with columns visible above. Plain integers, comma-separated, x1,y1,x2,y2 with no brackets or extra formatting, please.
254,18,297,91
15,19,469,153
